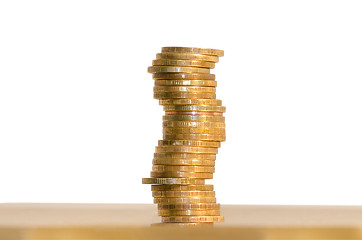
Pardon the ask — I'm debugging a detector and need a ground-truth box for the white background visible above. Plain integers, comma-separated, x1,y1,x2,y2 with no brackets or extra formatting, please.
0,1,361,205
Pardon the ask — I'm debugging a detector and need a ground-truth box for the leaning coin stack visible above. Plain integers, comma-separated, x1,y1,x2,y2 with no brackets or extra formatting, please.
142,47,225,224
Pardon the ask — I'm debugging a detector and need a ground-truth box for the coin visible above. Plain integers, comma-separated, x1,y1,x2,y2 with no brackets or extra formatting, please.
164,105,226,113
142,178,205,185
150,171,213,179
154,80,217,87
154,153,216,160
158,209,220,216
152,165,215,173
159,99,222,106
151,185,214,191
163,127,225,135
152,191,215,198
152,73,215,80
157,203,220,210
152,59,215,69
162,121,225,128
154,86,216,93
158,140,220,148
161,216,224,223
163,134,226,141
154,197,217,204
154,92,216,99
152,159,215,166
162,47,224,57
163,115,225,122
156,52,219,63
151,222,214,227
155,146,218,154
165,111,223,116
148,66,210,74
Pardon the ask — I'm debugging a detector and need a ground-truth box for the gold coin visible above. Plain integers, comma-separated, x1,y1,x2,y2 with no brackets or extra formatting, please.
154,153,216,160
158,209,220,216
142,178,205,185
162,121,225,128
156,52,219,63
162,216,224,223
148,66,210,74
159,99,222,106
150,171,213,179
158,140,220,148
154,80,217,87
151,222,214,227
153,191,215,198
158,203,220,210
152,59,215,69
155,146,218,154
152,165,215,173
151,184,214,192
166,111,223,116
152,159,215,166
152,73,215,80
154,92,216,99
162,47,224,57
163,115,224,122
164,134,226,141
163,127,225,135
164,105,226,113
154,197,216,204
154,86,216,93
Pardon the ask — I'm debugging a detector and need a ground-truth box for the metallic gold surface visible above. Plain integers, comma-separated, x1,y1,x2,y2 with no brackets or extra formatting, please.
162,47,224,57
151,185,214,192
148,66,210,74
162,216,224,223
144,47,225,223
156,52,219,62
158,140,220,148
152,59,215,69
154,80,217,87
159,98,222,106
152,72,215,80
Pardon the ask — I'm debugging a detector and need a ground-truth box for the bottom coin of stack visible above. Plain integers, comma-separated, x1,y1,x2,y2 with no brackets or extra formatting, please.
143,46,225,224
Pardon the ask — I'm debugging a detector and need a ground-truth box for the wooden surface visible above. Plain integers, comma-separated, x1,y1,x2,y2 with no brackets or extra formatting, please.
1,203,362,239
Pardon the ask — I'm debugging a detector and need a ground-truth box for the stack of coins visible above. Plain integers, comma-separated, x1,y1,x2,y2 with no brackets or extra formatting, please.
142,47,225,224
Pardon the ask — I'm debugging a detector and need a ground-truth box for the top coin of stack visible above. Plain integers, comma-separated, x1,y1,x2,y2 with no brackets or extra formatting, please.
143,47,225,224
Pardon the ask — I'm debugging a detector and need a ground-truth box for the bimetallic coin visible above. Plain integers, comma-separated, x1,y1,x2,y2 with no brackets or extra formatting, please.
155,146,218,154
163,127,225,135
162,121,225,128
152,165,215,173
142,178,205,185
158,140,220,148
157,203,220,210
151,185,214,192
148,66,210,74
152,59,215,69
163,133,226,141
154,86,216,93
154,80,217,87
154,153,216,160
160,99,222,106
152,191,215,198
158,209,220,216
163,115,225,122
156,52,219,63
164,105,226,113
152,73,215,80
150,171,213,179
154,197,217,204
162,47,224,57
162,216,224,223
154,92,216,99
152,159,215,166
